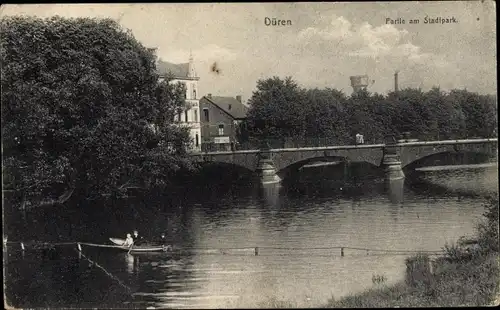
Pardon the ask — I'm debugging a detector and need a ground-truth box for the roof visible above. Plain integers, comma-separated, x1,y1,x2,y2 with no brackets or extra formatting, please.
156,59,190,79
202,96,249,119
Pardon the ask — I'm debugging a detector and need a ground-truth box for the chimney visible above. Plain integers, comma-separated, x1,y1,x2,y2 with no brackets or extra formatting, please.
228,104,232,110
394,71,399,93
236,95,242,103
187,50,196,78
207,93,212,99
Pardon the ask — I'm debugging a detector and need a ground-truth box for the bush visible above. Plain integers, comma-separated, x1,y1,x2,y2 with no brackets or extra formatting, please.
476,196,499,253
405,254,434,290
372,274,388,286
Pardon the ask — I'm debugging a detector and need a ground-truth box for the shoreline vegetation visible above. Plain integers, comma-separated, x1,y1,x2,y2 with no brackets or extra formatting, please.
323,196,499,308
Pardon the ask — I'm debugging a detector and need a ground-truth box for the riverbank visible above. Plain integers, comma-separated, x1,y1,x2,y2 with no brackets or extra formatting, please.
325,253,498,307
325,197,499,308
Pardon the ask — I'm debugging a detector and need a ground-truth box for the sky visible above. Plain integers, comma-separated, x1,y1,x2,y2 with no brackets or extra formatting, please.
1,2,497,103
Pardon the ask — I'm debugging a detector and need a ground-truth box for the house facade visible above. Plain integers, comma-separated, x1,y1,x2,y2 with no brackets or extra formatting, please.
199,94,248,152
157,54,201,152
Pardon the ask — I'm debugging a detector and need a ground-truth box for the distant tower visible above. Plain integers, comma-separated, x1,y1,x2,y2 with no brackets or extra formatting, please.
350,75,369,94
394,70,399,93
188,50,196,78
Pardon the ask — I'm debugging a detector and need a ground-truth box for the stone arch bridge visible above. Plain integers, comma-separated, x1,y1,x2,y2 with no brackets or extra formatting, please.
190,139,498,184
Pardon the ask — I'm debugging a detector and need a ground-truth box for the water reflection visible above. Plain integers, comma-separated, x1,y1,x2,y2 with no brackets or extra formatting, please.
259,183,282,207
125,253,135,275
387,179,405,205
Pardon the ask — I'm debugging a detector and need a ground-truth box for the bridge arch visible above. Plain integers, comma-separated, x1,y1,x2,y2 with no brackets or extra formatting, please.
272,148,384,172
190,151,260,172
276,155,381,175
400,142,497,169
403,150,495,171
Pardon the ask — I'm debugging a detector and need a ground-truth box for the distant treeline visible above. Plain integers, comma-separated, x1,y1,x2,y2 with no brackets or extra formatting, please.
238,77,498,147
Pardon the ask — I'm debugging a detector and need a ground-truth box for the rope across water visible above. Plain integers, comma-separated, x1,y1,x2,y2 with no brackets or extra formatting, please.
4,241,446,256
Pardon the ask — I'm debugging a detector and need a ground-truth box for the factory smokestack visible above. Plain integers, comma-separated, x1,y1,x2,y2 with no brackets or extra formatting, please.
394,70,399,93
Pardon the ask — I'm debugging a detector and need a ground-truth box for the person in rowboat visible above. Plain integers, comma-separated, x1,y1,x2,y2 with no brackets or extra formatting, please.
122,234,134,247
132,230,147,245
153,233,167,245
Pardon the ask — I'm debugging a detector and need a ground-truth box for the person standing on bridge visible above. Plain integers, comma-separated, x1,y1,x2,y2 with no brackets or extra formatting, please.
356,133,364,145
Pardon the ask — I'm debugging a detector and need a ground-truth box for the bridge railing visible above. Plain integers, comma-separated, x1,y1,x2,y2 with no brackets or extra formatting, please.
197,135,498,153
237,137,386,149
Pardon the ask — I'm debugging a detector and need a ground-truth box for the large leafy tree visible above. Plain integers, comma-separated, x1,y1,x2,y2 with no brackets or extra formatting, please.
1,16,193,206
244,76,307,144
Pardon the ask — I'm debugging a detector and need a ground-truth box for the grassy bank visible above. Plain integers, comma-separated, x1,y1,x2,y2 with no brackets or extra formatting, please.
326,197,499,308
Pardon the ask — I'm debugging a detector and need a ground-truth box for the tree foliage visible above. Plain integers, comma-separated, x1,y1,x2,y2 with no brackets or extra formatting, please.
244,77,307,140
241,77,497,146
1,16,193,205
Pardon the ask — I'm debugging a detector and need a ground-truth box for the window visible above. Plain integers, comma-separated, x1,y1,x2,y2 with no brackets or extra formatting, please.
195,134,199,147
203,108,209,122
218,124,224,136
177,111,182,122
185,109,189,122
193,84,197,99
194,109,198,122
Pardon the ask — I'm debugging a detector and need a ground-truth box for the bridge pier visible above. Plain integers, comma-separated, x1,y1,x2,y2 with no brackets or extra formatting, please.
256,151,281,185
382,146,405,181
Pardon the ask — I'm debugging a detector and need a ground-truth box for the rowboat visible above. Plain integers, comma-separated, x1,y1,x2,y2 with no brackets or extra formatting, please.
109,237,167,248
109,238,126,245
77,242,168,253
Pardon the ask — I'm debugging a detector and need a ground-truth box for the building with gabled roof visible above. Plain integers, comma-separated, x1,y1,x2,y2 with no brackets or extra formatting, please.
199,94,249,152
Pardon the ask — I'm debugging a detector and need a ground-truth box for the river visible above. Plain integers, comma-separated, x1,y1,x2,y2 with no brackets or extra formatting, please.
3,165,498,309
